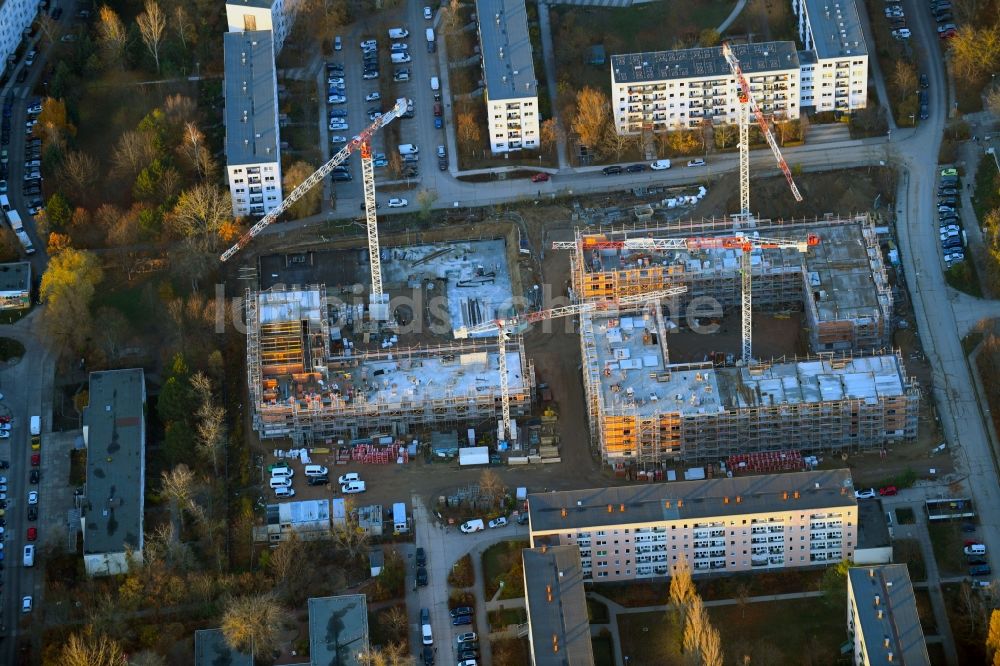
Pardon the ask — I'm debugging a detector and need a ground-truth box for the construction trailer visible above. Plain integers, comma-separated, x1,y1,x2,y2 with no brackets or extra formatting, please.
580,304,919,465
565,214,894,354
246,285,535,444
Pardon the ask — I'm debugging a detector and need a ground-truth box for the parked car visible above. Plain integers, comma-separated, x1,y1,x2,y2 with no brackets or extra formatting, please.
23,527,33,543
488,517,508,529
687,159,706,167
338,472,360,485
460,519,485,533
366,91,381,102
625,164,645,173
424,5,432,19
450,606,474,617
387,197,408,208
878,486,897,496
456,632,478,645
453,616,473,626
27,490,37,505
416,566,428,586
602,165,622,175
854,488,876,499
29,470,38,484
416,547,427,567
341,481,367,494
650,159,672,170
531,172,549,182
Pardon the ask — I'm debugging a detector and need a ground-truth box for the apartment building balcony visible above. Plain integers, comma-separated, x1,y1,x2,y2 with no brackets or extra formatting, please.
768,526,784,533
751,536,769,545
751,556,770,567
580,550,592,559
250,205,265,215
576,538,592,547
768,556,785,565
249,186,262,195
767,536,784,543
250,196,264,205
247,166,261,174
709,560,727,570
693,529,711,539
768,546,784,555
751,527,768,535
635,544,667,555
248,176,261,185
636,554,669,564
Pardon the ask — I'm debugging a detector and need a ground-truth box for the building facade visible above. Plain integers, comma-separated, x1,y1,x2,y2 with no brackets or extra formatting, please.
475,0,541,153
223,30,283,217
225,0,299,53
82,369,147,576
0,0,38,80
847,565,930,665
528,469,859,582
611,41,801,135
792,0,869,112
0,261,31,309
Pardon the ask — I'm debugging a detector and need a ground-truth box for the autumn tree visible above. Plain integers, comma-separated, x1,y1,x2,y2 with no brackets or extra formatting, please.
987,87,1000,118
36,97,76,146
987,609,1000,665
358,642,412,666
571,86,610,152
540,118,561,152
949,26,1000,80
416,189,437,220
137,0,166,73
714,123,737,149
40,248,104,352
178,122,216,180
168,183,233,290
456,111,481,152
173,5,194,50
59,151,99,205
283,161,323,218
699,29,721,46
669,556,697,649
601,126,635,161
332,513,370,560
160,464,197,509
221,593,286,655
97,5,128,69
57,630,127,666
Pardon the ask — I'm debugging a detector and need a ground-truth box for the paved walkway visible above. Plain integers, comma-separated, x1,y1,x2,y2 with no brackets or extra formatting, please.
716,0,748,33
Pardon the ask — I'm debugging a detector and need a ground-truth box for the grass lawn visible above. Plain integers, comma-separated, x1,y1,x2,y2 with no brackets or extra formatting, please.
912,588,937,636
488,606,527,630
945,259,984,297
592,633,615,666
893,539,927,582
92,278,160,332
482,540,529,599
928,522,968,576
0,307,30,325
942,583,988,665
0,337,25,361
973,151,999,225
618,598,845,665
448,553,474,588
588,597,610,624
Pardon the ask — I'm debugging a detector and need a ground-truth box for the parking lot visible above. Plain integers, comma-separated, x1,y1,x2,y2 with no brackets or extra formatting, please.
319,4,449,211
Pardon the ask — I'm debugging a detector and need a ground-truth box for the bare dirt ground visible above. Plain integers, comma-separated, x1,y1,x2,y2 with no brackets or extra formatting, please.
666,313,806,363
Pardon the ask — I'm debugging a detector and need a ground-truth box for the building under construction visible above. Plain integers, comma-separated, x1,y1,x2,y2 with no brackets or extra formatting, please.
580,303,919,465
566,214,893,353
245,238,535,444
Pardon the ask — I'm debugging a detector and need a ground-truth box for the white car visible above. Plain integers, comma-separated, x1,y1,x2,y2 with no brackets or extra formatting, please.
387,198,408,208
338,472,360,485
28,490,38,505
21,596,32,613
365,91,381,102
687,159,706,167
854,488,876,500
329,123,349,131
360,39,377,50
341,481,367,494
0,422,9,430
424,5,432,19
488,517,508,529
304,464,329,477
892,28,911,39
0,432,8,440
650,159,671,170
328,95,347,104
327,77,345,85
330,135,348,144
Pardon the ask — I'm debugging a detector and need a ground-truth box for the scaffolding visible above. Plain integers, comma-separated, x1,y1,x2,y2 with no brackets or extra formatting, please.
581,305,920,465
247,285,535,444
566,214,893,353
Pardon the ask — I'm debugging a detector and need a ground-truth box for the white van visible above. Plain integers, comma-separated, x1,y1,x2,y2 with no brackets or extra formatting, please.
391,52,411,64
965,544,987,556
30,415,40,436
23,544,34,567
421,621,433,645
269,476,292,489
388,27,409,39
274,486,296,498
398,144,419,155
304,464,329,477
0,194,10,212
460,518,485,533
430,76,440,91
270,466,293,478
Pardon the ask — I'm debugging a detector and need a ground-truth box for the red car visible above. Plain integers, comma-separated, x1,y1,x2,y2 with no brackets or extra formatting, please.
30,454,39,467
939,29,957,39
879,486,898,496
26,527,36,541
531,172,550,183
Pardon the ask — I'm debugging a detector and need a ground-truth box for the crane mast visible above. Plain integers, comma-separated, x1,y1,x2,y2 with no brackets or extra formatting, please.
220,98,410,263
456,287,688,444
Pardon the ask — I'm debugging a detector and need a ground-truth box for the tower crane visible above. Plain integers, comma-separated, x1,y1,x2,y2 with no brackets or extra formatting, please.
551,229,820,364
454,287,687,444
220,97,411,295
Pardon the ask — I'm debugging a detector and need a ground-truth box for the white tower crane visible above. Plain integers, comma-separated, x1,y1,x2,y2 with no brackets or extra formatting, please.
220,97,411,266
454,287,687,444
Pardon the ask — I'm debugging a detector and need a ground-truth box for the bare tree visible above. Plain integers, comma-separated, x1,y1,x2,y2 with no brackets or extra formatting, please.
136,0,167,73
35,13,62,44
332,517,370,560
478,469,506,508
160,464,197,507
60,151,99,204
173,5,193,50
112,129,158,182
169,183,233,251
97,6,128,69
601,125,635,161
128,650,168,666
380,606,409,639
179,122,215,179
221,593,286,655
58,630,127,666
735,582,751,619
195,403,225,476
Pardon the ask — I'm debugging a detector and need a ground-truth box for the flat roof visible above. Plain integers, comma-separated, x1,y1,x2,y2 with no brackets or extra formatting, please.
588,308,908,417
612,41,799,85
259,288,324,324
523,546,595,666
195,628,254,666
583,218,888,327
802,0,868,59
529,469,856,533
224,30,280,166
848,565,929,665
475,0,537,100
857,499,891,550
83,369,146,556
308,594,369,666
0,262,30,293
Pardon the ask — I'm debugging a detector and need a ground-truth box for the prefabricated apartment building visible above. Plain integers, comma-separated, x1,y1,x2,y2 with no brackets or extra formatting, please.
570,215,918,464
